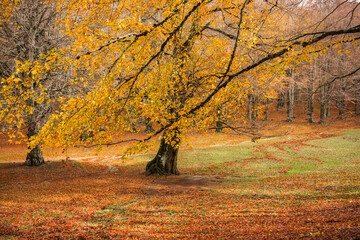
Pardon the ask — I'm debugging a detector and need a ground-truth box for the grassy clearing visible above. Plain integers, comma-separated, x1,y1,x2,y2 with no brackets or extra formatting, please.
0,128,359,239
178,129,360,207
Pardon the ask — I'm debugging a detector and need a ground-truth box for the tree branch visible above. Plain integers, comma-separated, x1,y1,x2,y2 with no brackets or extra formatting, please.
313,66,360,95
204,26,236,39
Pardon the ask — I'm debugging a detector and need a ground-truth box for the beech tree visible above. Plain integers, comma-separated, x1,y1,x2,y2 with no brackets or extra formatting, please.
0,0,71,165
3,0,358,174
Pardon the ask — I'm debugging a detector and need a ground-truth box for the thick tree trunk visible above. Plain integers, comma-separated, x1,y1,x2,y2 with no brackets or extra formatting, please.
25,145,44,166
25,118,44,166
146,133,180,176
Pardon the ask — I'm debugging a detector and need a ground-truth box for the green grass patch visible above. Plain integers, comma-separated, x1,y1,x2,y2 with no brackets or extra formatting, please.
178,129,359,203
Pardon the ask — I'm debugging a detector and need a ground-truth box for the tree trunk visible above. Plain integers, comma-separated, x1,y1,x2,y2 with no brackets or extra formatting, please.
215,107,223,133
251,96,258,121
308,87,314,123
355,99,359,115
263,98,269,121
326,102,331,118
308,63,315,123
308,61,316,123
286,77,295,122
276,97,281,111
25,117,44,166
25,145,44,166
215,121,223,133
319,85,326,123
337,100,345,119
320,103,326,123
247,94,253,121
146,132,180,176
308,95,314,123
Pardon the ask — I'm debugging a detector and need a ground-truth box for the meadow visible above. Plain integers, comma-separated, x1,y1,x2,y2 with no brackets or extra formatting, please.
1,117,359,239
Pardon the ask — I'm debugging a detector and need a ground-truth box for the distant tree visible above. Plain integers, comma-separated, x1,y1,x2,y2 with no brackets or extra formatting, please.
0,0,70,165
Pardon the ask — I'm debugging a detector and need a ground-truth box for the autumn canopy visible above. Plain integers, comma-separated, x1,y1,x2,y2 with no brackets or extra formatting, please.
0,0,359,174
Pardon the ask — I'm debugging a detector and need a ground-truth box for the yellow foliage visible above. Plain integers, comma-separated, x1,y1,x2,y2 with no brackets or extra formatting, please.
1,0,357,152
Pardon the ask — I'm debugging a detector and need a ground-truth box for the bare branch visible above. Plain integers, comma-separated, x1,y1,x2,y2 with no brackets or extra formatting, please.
313,66,360,94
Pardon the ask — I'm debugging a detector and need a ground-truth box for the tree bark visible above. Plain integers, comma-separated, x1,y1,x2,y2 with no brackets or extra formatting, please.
320,103,326,123
215,107,223,133
251,96,258,121
25,145,44,166
146,131,180,176
308,86,314,123
308,96,314,123
326,102,331,118
337,100,345,119
263,98,269,121
25,117,45,166
247,94,253,121
319,85,326,123
286,76,295,122
308,62,316,123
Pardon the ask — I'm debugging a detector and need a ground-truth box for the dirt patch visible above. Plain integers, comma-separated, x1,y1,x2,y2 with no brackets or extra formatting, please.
146,174,221,191
0,161,109,184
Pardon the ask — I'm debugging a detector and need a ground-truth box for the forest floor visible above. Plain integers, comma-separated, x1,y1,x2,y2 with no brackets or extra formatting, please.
0,111,360,239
